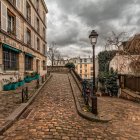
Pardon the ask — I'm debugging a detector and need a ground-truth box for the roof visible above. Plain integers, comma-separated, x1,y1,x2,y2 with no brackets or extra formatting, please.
42,0,48,13
124,34,140,54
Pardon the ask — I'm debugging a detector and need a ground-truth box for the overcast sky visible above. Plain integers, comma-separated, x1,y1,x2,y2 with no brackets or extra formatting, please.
45,0,140,58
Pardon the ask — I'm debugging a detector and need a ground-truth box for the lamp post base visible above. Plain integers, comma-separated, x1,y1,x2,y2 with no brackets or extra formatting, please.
91,95,98,115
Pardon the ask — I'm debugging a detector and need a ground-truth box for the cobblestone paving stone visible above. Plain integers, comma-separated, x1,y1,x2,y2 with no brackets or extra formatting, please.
1,73,140,140
0,80,38,126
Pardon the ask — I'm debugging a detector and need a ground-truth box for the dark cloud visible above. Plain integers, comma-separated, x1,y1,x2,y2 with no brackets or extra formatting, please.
45,0,140,57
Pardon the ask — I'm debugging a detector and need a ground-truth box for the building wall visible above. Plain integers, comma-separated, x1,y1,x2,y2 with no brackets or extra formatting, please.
109,55,140,76
0,0,48,91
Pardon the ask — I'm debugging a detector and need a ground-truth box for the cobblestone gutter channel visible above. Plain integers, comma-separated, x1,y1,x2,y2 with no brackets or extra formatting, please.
0,75,52,135
68,73,110,122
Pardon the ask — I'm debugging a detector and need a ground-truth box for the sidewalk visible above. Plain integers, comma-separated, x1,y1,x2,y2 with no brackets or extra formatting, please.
0,80,39,127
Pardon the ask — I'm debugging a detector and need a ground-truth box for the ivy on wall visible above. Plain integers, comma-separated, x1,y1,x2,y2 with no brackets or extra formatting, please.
98,50,119,96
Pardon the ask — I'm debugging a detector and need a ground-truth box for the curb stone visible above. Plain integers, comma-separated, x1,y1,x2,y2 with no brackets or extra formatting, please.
0,75,52,135
68,74,110,123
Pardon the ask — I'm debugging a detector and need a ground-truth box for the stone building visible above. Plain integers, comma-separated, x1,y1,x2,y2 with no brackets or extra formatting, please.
0,0,48,90
76,57,99,80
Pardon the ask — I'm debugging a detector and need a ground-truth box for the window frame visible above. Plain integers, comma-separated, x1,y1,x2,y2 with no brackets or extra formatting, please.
25,55,33,71
7,10,16,35
37,38,40,51
26,28,31,46
3,48,19,71
26,1,31,23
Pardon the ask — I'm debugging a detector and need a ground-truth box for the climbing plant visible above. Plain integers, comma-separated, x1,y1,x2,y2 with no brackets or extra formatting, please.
98,50,119,96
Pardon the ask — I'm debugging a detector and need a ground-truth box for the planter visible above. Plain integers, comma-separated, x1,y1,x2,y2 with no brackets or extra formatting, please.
35,74,40,80
11,82,19,90
24,74,40,83
24,77,32,83
18,81,25,87
3,84,12,91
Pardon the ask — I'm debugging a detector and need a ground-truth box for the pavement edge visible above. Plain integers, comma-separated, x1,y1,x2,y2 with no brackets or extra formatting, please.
68,73,109,123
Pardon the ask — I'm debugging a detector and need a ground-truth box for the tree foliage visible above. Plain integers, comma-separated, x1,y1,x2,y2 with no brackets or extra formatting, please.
65,63,75,69
98,50,117,73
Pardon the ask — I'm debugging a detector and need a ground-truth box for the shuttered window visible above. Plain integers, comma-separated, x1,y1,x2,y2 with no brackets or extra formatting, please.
1,2,7,32
26,2,31,23
37,38,40,51
16,17,20,40
7,10,16,35
27,28,31,46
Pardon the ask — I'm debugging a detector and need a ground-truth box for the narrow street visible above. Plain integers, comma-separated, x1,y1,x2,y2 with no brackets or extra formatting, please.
1,73,140,140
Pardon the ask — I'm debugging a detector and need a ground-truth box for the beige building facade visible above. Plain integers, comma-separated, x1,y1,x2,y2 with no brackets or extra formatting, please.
110,54,140,76
0,0,48,90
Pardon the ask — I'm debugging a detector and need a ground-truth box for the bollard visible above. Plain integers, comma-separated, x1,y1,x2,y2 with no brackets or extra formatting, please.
91,95,98,115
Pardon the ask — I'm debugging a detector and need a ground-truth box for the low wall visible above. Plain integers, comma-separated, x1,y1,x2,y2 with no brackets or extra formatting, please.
121,89,140,103
47,66,69,73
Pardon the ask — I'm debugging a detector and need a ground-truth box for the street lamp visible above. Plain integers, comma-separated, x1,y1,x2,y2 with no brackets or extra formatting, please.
89,30,98,114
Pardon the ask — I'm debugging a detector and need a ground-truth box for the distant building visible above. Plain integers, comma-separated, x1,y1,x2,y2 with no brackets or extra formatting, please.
0,0,48,90
53,57,99,80
76,57,98,80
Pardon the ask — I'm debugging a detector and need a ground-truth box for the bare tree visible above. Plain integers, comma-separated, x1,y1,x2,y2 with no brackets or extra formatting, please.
47,42,62,66
106,31,140,75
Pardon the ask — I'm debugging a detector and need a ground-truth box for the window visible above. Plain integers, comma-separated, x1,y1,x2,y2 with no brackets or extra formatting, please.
37,18,39,32
84,59,87,63
43,44,46,55
8,0,16,5
25,56,33,70
85,70,87,73
91,67,93,70
27,28,31,45
43,11,46,22
80,70,82,73
80,59,82,63
37,38,40,51
42,60,46,70
43,27,45,39
26,2,31,23
7,10,16,35
80,64,82,68
36,0,39,11
3,49,18,70
85,64,87,67
85,74,87,78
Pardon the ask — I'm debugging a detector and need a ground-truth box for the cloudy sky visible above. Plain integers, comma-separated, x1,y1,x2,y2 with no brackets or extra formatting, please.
45,0,140,58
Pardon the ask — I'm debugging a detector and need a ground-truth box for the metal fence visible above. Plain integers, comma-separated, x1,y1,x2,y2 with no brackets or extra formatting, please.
124,76,140,92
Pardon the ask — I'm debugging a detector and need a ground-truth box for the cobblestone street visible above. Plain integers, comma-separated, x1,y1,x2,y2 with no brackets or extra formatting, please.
1,73,140,140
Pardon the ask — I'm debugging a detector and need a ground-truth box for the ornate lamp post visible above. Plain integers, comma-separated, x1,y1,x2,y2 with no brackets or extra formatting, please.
89,30,98,114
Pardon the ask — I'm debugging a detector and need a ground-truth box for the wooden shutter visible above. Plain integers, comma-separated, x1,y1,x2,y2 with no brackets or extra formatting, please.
16,0,21,11
1,2,7,32
31,7,34,27
24,25,27,44
23,0,27,17
31,32,34,48
16,17,20,40
34,35,37,49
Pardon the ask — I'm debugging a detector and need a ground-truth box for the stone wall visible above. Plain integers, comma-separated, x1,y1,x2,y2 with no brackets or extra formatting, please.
120,89,140,103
